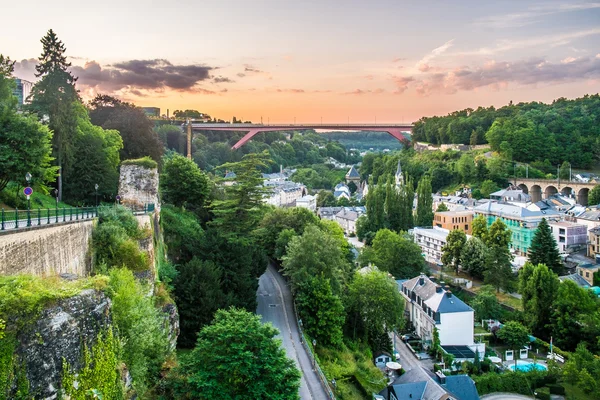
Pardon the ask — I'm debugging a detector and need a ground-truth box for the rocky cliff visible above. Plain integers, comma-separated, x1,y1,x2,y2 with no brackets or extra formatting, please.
5,289,112,399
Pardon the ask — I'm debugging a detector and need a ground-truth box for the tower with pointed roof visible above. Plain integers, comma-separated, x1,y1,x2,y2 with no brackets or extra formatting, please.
345,165,361,186
395,160,404,188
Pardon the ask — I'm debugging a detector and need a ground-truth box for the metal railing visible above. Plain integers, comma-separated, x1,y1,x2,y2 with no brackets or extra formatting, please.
293,302,336,399
0,203,155,231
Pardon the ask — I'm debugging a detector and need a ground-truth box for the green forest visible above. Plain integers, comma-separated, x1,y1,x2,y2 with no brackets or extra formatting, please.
412,95,600,168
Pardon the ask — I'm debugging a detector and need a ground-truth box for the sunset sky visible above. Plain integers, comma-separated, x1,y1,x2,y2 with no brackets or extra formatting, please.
2,0,600,123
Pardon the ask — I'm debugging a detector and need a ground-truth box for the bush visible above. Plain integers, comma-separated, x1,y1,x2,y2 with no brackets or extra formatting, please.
547,383,565,395
93,222,128,269
535,387,551,400
121,156,158,169
114,240,149,272
474,370,553,396
105,268,169,396
98,205,140,238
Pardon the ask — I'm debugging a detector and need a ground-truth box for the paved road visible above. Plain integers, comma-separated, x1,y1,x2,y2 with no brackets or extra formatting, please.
391,332,435,372
256,264,329,400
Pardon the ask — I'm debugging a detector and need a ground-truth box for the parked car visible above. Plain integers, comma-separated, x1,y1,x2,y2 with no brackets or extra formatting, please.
401,334,418,342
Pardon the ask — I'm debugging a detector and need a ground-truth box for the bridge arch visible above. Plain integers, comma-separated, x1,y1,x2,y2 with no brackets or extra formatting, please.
544,185,558,199
530,185,542,202
578,188,590,206
517,184,529,194
561,186,575,199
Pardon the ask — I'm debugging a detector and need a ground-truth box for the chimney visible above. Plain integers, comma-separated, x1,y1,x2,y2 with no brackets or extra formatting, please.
445,290,452,298
167,108,169,119
429,275,436,283
280,164,283,174
419,274,425,285
436,285,443,293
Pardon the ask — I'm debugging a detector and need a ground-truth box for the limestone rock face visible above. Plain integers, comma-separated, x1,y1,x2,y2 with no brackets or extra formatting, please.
13,289,112,399
118,164,159,208
162,303,180,353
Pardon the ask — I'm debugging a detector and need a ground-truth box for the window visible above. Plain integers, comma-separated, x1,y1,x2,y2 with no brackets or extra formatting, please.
586,272,590,278
559,236,565,243
559,228,566,235
465,224,469,230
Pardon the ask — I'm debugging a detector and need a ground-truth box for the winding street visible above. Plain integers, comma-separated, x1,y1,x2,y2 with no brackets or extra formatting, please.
256,263,329,400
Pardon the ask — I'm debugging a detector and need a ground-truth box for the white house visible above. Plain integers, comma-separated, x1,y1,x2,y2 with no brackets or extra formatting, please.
334,183,351,201
412,226,450,265
296,194,317,212
399,274,484,361
547,220,587,253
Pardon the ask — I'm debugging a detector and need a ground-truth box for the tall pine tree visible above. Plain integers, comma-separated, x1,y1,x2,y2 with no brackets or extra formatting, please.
29,29,79,200
415,175,433,226
528,218,562,274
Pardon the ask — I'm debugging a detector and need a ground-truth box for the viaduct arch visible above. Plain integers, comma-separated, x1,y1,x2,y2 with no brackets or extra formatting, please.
513,178,595,205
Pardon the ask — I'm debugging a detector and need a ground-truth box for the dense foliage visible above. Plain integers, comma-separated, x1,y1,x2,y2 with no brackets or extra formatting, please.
179,308,301,399
412,95,600,168
0,58,55,195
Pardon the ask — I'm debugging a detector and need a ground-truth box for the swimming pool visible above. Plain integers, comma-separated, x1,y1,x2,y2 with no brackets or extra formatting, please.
508,361,547,372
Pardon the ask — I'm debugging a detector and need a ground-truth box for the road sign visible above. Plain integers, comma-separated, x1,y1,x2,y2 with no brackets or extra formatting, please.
23,187,33,196
115,195,121,200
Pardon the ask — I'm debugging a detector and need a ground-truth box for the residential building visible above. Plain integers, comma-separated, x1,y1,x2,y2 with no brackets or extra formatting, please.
432,195,477,212
263,183,306,207
433,210,473,234
473,202,561,256
413,227,450,265
559,273,592,288
317,207,343,220
376,368,480,400
588,226,600,260
295,194,316,212
577,264,599,286
575,173,599,183
547,221,587,253
528,194,576,213
335,207,365,234
333,183,351,201
568,205,600,231
399,274,484,359
490,186,531,204
12,78,33,105
142,107,160,117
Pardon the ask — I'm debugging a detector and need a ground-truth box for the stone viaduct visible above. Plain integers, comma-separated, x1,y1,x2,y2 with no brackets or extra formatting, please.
514,178,597,205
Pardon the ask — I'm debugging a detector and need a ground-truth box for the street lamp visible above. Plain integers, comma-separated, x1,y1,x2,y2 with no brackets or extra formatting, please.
312,339,317,368
25,172,32,227
94,184,99,207
53,188,59,223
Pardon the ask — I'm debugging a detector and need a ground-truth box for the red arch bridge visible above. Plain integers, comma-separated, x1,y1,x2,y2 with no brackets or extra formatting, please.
186,123,414,150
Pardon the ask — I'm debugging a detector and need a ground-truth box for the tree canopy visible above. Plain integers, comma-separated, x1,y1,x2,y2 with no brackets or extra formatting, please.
528,218,562,274
183,308,301,400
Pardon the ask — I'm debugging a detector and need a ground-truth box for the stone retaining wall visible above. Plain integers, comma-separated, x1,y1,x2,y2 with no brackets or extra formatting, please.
0,220,94,276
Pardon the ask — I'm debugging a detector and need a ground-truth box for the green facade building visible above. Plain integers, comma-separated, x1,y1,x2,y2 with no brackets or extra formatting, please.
474,202,560,255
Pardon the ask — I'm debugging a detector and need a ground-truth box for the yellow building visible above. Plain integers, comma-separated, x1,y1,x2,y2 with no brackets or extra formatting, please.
434,211,474,234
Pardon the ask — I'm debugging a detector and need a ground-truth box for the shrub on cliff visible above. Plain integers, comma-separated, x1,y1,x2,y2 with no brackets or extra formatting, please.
106,268,170,396
121,156,158,170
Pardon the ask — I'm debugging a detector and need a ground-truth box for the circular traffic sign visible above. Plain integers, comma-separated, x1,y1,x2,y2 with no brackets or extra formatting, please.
115,195,121,201
23,187,33,196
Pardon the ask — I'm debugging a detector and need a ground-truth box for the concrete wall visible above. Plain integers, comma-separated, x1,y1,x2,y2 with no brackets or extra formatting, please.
0,221,93,276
